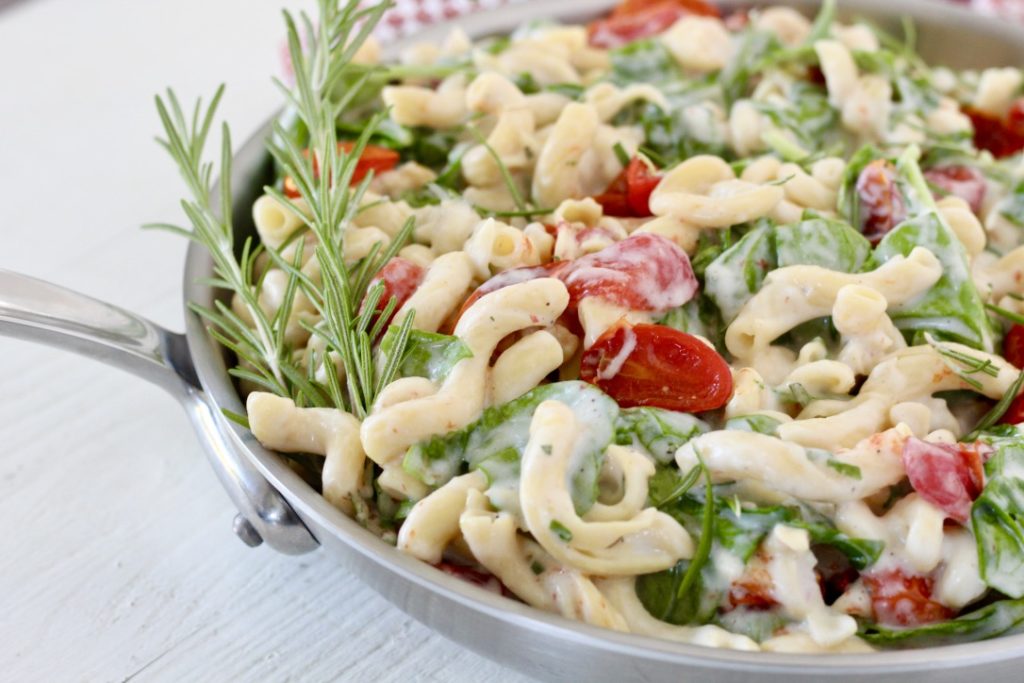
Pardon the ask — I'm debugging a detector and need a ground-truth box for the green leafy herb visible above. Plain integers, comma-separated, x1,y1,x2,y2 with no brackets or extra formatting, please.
827,460,863,479
704,224,776,324
999,181,1024,227
467,123,527,212
775,215,872,272
964,370,1024,441
614,407,708,464
872,208,995,352
860,597,1024,646
926,334,1000,391
378,327,473,383
725,414,782,436
972,427,1024,597
647,465,702,508
403,382,618,513
612,141,631,167
987,302,1024,327
549,520,573,543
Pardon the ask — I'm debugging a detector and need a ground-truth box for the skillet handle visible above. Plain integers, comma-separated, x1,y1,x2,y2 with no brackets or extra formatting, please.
0,269,319,555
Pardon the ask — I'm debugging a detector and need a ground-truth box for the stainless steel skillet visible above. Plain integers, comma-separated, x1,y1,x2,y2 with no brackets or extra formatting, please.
2,1,1023,680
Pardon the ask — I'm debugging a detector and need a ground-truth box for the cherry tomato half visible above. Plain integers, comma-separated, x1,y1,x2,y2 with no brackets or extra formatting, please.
454,233,698,329
998,324,1024,425
855,159,906,244
588,0,720,49
283,141,400,198
452,261,569,328
561,233,698,315
580,322,733,412
901,437,985,524
923,165,987,215
594,158,662,217
1004,324,1024,370
965,104,1024,159
365,257,425,329
862,569,954,627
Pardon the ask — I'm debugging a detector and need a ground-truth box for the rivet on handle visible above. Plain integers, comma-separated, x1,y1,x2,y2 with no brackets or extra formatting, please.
233,513,264,548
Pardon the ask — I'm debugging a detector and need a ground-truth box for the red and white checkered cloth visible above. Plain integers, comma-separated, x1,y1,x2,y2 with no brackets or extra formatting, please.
373,0,523,42
369,0,1024,40
280,0,1024,73
965,0,1024,23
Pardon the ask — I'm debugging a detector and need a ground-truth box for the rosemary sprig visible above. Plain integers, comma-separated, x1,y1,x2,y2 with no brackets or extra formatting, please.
926,333,999,391
964,369,1024,442
987,302,1024,327
152,0,418,419
147,86,306,401
261,0,418,419
466,123,528,213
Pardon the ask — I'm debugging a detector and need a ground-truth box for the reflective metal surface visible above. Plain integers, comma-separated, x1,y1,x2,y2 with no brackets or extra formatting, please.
0,269,318,555
3,1,1024,680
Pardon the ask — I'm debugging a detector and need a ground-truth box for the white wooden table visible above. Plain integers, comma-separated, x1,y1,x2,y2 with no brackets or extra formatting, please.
0,1,533,680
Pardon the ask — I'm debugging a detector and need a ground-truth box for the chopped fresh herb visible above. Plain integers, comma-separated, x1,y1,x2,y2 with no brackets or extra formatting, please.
612,141,631,167
550,520,573,542
964,370,1024,441
827,460,863,480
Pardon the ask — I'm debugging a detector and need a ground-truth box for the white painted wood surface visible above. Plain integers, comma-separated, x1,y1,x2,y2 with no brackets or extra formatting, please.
0,1,534,680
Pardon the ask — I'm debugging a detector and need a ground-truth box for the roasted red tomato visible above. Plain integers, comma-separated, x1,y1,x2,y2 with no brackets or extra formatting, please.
365,257,425,328
594,158,662,217
283,141,400,198
727,556,777,611
562,233,698,314
452,261,569,327
923,165,987,214
862,569,954,627
1004,324,1024,369
454,233,697,329
856,159,906,244
588,0,720,49
966,104,1024,159
901,437,985,524
580,323,733,411
1000,393,1024,426
998,324,1024,425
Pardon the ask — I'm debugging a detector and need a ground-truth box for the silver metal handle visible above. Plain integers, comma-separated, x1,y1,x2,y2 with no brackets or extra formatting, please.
0,269,318,555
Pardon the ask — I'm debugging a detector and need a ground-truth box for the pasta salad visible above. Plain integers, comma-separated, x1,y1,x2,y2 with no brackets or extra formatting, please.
155,0,1024,654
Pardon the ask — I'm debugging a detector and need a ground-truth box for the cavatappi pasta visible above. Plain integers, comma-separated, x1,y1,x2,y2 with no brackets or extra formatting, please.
232,0,1024,653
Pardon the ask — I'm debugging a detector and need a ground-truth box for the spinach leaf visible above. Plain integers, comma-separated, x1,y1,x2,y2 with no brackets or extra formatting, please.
719,30,782,106
403,381,618,513
704,224,776,324
872,210,995,351
610,38,679,85
837,144,884,229
615,407,708,464
775,215,872,272
658,296,727,352
860,598,1024,647
379,327,473,384
639,487,883,627
647,464,702,508
725,414,782,436
787,504,882,570
751,81,837,157
999,180,1024,228
972,427,1024,598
